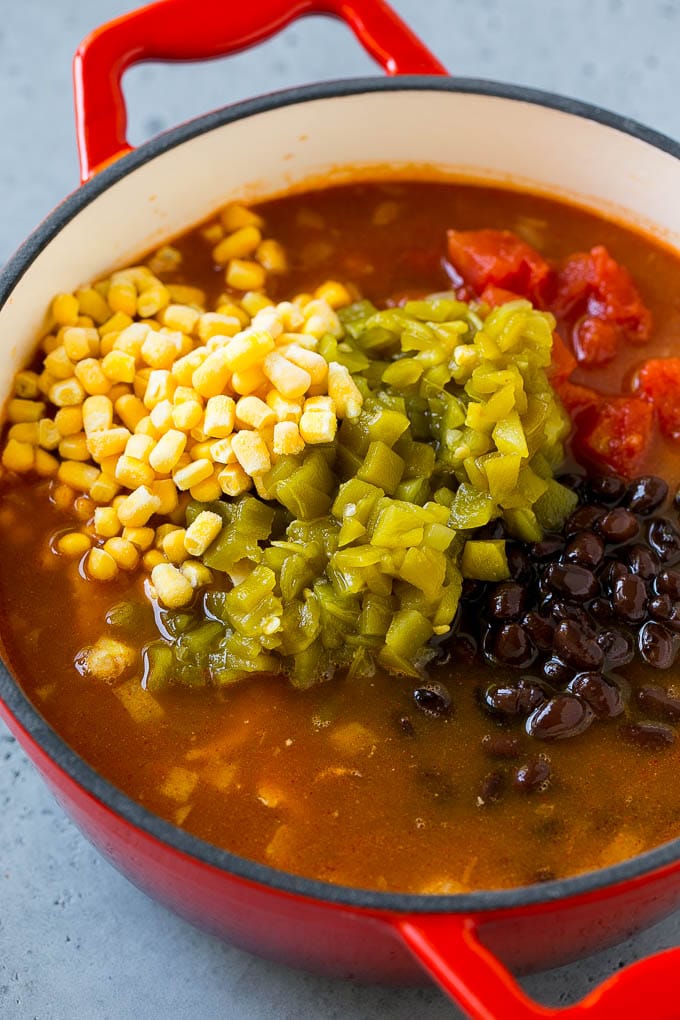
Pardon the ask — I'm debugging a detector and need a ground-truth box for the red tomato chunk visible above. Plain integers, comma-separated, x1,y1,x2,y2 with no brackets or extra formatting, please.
578,396,654,477
635,358,680,440
447,229,554,307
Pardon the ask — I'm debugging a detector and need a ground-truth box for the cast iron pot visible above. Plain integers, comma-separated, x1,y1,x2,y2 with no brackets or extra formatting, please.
1,1,680,1016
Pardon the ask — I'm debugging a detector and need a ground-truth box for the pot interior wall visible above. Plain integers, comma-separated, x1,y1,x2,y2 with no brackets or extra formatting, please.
2,85,679,401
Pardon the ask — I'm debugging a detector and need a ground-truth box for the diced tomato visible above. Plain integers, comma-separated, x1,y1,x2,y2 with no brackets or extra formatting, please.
577,396,654,478
572,316,622,367
480,284,524,307
447,229,554,307
553,379,601,415
549,331,578,382
635,357,680,440
555,245,652,341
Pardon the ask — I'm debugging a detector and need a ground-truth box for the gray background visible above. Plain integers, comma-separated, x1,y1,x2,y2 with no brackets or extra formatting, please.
1,1,680,1017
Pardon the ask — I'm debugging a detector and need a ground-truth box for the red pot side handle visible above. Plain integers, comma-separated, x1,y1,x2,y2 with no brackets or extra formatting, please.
397,915,680,1020
73,0,447,181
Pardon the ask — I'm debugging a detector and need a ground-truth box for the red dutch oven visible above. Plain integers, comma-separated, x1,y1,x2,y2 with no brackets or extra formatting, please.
2,1,680,1016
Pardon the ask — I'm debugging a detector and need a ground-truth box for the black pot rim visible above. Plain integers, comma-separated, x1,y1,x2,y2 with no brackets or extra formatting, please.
2,74,680,919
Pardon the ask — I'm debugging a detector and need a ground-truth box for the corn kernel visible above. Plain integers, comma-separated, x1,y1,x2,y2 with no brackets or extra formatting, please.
161,304,200,335
282,345,328,386
299,409,337,445
99,311,133,336
166,284,205,306
235,395,276,430
103,537,139,571
50,482,75,510
180,560,214,589
86,546,119,581
255,239,287,274
57,531,91,557
226,259,266,291
8,422,39,444
209,436,236,464
141,330,180,370
251,306,284,339
107,383,132,404
143,549,167,570
184,510,223,556
113,322,149,359
155,523,179,547
59,432,90,461
37,418,61,450
44,347,76,380
172,349,207,386
63,327,99,362
57,460,100,492
52,293,80,327
75,288,111,325
2,439,34,472
14,370,41,399
115,455,155,489
38,369,57,396
115,394,147,432
124,433,155,462
173,458,213,491
144,369,176,409
197,313,241,343
314,280,352,309
34,449,59,477
101,349,136,383
189,471,222,502
262,352,311,399
7,398,46,423
116,486,161,527
87,427,131,461
150,479,178,515
220,203,264,233
149,430,187,474
162,528,188,564
151,563,194,608
94,507,121,538
192,348,232,398
231,365,267,396
327,361,363,419
302,299,342,338
149,400,175,432
73,358,110,396
213,225,262,265
171,399,203,431
231,430,271,476
265,390,302,423
216,300,250,327
201,222,224,244
134,416,159,439
217,463,252,496
241,292,272,316
203,395,236,437
89,473,121,503
122,526,155,550
49,378,86,408
273,421,305,456
80,395,112,435
190,440,214,461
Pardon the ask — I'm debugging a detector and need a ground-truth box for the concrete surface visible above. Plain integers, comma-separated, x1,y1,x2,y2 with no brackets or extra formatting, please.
1,1,680,1017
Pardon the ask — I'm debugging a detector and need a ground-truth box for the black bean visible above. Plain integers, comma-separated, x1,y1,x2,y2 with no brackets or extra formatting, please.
477,769,505,805
626,543,660,581
597,508,639,544
636,684,680,722
526,695,593,739
567,672,624,719
625,476,669,515
597,628,635,669
513,756,551,792
649,594,680,630
588,474,626,504
638,621,678,670
556,472,585,493
566,505,604,535
413,681,452,718
398,715,415,737
483,678,547,717
522,611,555,652
486,582,526,621
491,623,537,668
601,559,630,593
476,520,507,541
546,600,591,629
506,543,534,583
655,568,680,599
462,578,487,602
589,596,614,623
542,657,575,684
648,518,680,564
531,535,565,560
545,562,599,600
481,733,521,759
619,721,675,749
611,573,648,623
448,633,478,664
564,530,605,568
554,619,604,670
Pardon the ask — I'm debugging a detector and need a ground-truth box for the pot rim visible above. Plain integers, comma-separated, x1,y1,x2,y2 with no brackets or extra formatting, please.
2,74,680,917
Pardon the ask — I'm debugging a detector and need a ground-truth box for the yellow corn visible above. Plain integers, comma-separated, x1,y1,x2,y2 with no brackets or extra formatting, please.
299,408,337,445
282,344,328,386
161,304,200,334
89,473,121,503
141,330,181,370
52,293,80,327
94,506,121,538
162,528,188,564
34,449,59,477
273,421,305,456
172,349,206,386
235,395,276,430
57,460,100,493
124,433,155,463
143,549,167,570
38,418,61,450
314,280,352,309
103,537,140,571
86,546,119,581
7,398,46,423
231,430,271,476
144,369,176,409
226,259,266,291
188,472,223,502
203,395,236,437
58,433,90,461
327,361,363,419
150,479,179,515
2,439,34,472
8,422,39,444
122,526,155,550
115,394,147,432
115,455,155,489
13,370,41,399
217,463,252,496
101,349,136,383
151,562,194,608
87,427,130,461
75,288,111,325
116,486,161,527
173,458,213,491
220,203,264,233
231,364,267,396
171,399,203,431
149,429,187,473
180,560,214,589
197,312,241,342
49,378,86,408
149,399,175,432
44,347,76,380
256,239,287,274
63,327,99,362
213,225,262,265
192,348,231,398
184,510,222,556
57,531,91,558
302,299,342,338
262,352,311,399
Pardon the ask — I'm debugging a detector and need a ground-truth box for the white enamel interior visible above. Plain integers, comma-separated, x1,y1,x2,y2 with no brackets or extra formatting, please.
1,88,679,405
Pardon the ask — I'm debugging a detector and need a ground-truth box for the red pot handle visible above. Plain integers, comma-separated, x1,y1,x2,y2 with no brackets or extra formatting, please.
398,915,680,1019
73,0,447,182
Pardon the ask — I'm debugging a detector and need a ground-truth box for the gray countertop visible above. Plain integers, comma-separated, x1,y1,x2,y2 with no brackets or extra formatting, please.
1,2,680,1017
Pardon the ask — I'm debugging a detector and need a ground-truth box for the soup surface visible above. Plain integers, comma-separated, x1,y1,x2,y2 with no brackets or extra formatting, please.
1,181,680,892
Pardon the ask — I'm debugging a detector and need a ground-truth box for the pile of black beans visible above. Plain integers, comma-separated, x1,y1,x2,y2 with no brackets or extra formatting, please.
420,473,680,750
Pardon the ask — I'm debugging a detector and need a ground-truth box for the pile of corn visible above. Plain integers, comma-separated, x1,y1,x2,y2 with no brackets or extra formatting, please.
0,203,363,605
